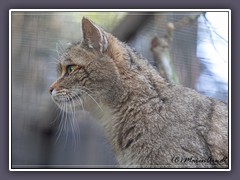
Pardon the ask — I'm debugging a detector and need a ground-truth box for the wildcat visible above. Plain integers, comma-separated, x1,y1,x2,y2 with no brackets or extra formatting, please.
49,17,228,168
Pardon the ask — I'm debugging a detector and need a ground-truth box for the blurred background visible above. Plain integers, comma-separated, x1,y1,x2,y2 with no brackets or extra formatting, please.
11,11,229,168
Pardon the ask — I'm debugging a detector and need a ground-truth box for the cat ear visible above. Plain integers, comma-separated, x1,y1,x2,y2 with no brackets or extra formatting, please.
82,17,108,53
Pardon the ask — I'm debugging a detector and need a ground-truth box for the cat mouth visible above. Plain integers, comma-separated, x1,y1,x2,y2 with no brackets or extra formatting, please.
53,94,82,103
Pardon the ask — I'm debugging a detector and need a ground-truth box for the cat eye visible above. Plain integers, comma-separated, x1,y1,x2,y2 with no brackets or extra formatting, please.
66,65,77,74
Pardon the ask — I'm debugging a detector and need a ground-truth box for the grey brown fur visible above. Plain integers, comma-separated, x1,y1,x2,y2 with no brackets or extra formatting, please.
49,17,228,168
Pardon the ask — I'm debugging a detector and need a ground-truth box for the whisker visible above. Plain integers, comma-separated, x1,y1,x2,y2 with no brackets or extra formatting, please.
71,100,78,148
69,94,81,145
69,91,85,113
55,102,65,144
63,96,71,148
79,89,103,112
50,105,62,125
67,94,78,149
49,55,61,63
56,43,60,58
55,99,68,147
58,40,67,53
48,49,62,59
72,88,103,112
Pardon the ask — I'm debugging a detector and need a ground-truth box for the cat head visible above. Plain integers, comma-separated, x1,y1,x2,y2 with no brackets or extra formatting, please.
49,17,125,114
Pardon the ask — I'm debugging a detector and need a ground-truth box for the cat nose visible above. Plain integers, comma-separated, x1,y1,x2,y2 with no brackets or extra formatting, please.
49,87,54,95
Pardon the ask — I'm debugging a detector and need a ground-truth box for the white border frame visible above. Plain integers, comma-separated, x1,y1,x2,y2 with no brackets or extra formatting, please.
9,9,231,171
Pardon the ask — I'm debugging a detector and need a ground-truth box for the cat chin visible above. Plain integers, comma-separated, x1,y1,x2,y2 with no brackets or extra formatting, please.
52,96,85,113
